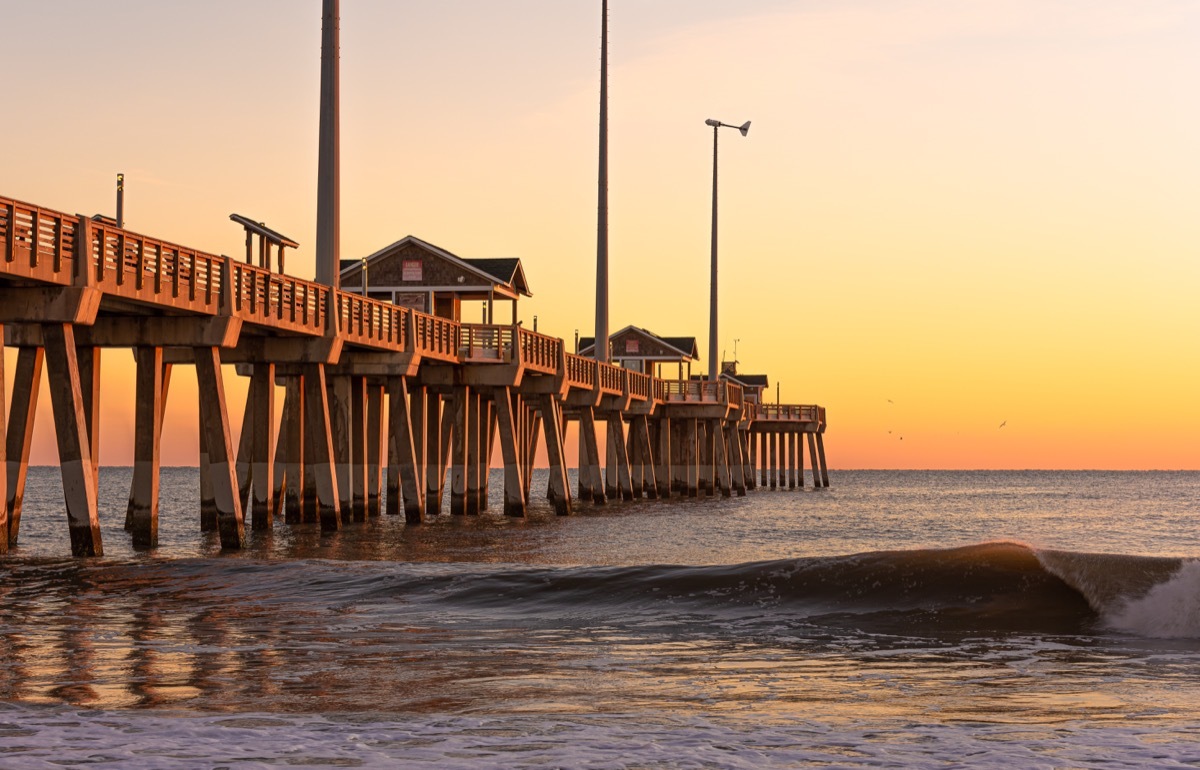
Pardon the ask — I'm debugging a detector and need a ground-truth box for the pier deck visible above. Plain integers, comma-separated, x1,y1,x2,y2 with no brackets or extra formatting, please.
1,194,828,556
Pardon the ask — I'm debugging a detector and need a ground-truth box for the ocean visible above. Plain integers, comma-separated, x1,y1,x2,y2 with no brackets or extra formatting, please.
1,468,1198,768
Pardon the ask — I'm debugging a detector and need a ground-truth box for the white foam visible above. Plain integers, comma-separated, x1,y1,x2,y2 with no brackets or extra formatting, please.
1106,560,1200,639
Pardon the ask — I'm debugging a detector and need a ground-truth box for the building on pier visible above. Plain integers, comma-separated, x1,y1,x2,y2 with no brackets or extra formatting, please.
338,235,530,324
577,325,698,379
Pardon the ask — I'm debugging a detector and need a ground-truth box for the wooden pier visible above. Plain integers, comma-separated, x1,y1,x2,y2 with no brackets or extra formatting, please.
0,194,828,557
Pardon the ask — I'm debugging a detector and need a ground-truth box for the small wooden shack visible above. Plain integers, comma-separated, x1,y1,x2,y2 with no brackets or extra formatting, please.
577,325,699,378
720,361,769,404
340,235,530,323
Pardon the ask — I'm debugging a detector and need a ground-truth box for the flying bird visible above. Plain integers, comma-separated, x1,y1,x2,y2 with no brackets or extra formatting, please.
998,421,1007,429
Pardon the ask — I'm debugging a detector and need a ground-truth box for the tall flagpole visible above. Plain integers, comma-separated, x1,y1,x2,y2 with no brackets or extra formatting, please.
594,0,609,363
316,0,340,288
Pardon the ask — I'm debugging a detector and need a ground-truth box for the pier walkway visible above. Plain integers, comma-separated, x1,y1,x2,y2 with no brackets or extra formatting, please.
0,194,828,556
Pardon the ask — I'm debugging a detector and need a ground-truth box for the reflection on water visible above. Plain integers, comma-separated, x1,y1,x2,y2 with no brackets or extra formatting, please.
2,558,1200,724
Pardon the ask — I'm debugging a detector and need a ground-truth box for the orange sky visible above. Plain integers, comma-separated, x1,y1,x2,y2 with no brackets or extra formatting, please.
3,0,1198,469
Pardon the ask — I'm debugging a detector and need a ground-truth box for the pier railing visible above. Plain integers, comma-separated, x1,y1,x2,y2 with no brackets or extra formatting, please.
755,404,824,423
517,327,561,373
3,194,825,426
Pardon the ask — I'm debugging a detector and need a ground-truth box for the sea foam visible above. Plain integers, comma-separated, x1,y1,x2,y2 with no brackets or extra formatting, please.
1106,559,1200,639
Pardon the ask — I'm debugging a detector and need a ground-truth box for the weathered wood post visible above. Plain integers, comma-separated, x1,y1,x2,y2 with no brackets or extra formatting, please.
816,432,830,488
127,346,165,548
580,407,605,504
42,324,103,556
328,375,353,521
194,346,245,549
367,382,383,517
713,419,732,497
387,376,425,523
198,400,218,531
466,389,481,515
788,432,798,490
450,385,469,515
769,432,778,490
350,376,368,522
425,392,443,514
5,347,43,545
655,416,672,499
284,376,307,523
494,386,526,517
539,395,572,516
250,363,276,529
303,364,341,530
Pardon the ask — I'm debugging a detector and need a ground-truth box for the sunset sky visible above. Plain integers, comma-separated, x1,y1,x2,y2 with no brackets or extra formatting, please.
3,0,1197,469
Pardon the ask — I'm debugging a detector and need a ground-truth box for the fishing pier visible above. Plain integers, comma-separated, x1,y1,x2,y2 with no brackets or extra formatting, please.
0,195,828,557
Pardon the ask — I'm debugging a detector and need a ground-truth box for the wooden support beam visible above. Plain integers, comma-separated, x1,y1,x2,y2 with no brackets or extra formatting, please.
579,407,605,504
686,419,699,498
788,432,798,490
466,389,481,515
740,428,754,492
796,427,807,489
194,346,245,550
235,388,254,511
5,347,43,545
283,377,306,523
494,386,526,517
713,419,732,498
759,431,767,488
482,399,496,511
628,419,643,499
328,375,353,521
609,416,634,501
272,409,287,520
76,346,101,491
816,432,830,488
636,415,658,500
350,376,368,522
439,394,455,510
770,432,779,490
604,416,619,500
127,346,165,548
524,404,541,504
654,416,672,499
43,324,103,556
302,364,341,530
538,396,572,516
367,382,384,517
700,422,715,494
198,399,217,531
250,363,276,529
450,385,469,515
425,392,443,514
729,425,747,497
388,376,425,524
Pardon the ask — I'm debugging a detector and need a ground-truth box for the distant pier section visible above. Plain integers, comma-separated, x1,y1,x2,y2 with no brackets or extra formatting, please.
0,195,828,557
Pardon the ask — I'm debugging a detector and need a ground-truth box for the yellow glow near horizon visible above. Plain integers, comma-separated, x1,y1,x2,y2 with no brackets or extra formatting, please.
3,0,1197,469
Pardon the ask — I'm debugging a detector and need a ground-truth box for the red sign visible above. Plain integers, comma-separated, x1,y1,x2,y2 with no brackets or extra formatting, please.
402,259,422,281
625,339,639,354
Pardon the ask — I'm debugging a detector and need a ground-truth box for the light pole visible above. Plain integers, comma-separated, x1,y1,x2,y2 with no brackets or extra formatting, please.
705,117,750,381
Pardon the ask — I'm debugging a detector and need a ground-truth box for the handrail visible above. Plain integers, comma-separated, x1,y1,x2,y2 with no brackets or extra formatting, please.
2,193,826,431
460,323,515,362
517,327,561,373
564,354,597,389
755,404,823,422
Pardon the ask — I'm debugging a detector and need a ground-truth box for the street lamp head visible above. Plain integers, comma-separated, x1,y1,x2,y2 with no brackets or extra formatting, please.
737,120,751,137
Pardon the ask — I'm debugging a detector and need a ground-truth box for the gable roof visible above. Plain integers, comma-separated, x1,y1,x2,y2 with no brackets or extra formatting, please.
339,235,532,296
578,325,699,360
724,372,769,388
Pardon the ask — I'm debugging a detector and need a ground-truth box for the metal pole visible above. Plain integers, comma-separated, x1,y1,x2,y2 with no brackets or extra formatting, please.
116,173,124,229
315,0,340,288
708,125,719,381
594,0,609,363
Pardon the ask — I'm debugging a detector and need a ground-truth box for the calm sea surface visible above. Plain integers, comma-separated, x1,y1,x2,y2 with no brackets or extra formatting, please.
1,469,1198,768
